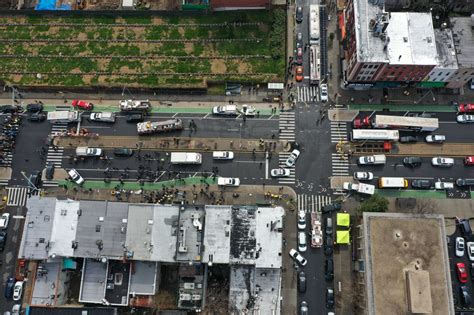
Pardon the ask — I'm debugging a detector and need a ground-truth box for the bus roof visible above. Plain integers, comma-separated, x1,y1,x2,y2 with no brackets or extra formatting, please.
374,115,439,128
309,4,320,43
352,129,399,140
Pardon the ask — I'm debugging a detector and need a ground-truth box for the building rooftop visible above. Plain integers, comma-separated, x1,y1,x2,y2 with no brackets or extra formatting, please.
255,207,284,269
451,16,474,68
29,306,118,315
176,206,204,262
355,0,437,65
31,260,62,306
230,207,257,264
19,196,56,260
79,258,107,304
129,261,158,295
104,260,130,306
49,199,79,258
362,213,454,315
434,28,458,69
202,205,231,265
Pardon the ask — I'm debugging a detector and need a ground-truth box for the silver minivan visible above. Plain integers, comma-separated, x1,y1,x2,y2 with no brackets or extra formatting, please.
298,231,307,252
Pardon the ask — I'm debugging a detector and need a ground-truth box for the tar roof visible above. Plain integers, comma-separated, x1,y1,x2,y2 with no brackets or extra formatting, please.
363,213,454,315
229,207,257,264
451,17,474,68
203,205,232,264
434,29,458,69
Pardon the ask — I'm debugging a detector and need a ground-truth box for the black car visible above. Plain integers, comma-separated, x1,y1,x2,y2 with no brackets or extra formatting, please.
322,202,342,214
114,148,134,157
26,103,43,113
0,231,7,251
458,218,472,239
403,157,422,168
411,179,432,189
460,285,471,306
4,277,14,299
399,136,418,143
0,105,22,114
30,170,42,189
296,6,303,23
27,112,46,122
298,271,306,293
126,114,144,123
325,259,334,281
45,164,55,180
470,263,474,281
324,236,333,256
326,288,335,309
456,178,474,187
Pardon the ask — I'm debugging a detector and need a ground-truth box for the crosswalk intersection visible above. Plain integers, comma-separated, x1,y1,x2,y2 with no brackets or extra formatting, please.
278,152,296,184
296,86,319,103
0,179,9,186
6,187,29,206
45,146,64,168
297,194,332,213
279,111,295,141
332,153,350,177
330,121,348,143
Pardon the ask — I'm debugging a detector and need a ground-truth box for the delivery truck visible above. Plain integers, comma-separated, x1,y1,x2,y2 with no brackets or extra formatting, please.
47,111,80,123
343,182,375,195
170,152,202,165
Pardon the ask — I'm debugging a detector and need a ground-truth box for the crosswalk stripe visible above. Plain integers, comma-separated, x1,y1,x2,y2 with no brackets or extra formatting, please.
297,194,332,213
296,86,320,102
6,187,29,206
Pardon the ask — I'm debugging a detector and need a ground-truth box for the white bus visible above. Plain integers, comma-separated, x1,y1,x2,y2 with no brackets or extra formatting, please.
309,45,320,85
378,177,408,189
309,5,320,45
374,115,439,132
351,129,399,142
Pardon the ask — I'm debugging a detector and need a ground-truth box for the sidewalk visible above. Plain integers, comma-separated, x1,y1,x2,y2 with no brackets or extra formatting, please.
55,136,291,153
392,143,474,157
0,167,11,180
347,103,457,112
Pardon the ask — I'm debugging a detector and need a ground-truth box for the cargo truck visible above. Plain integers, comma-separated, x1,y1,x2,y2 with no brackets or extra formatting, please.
170,152,202,165
120,99,152,113
47,111,80,123
137,119,183,135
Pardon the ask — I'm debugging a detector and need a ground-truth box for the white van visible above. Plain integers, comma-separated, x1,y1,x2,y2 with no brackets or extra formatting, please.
212,151,234,160
298,231,307,252
75,147,103,157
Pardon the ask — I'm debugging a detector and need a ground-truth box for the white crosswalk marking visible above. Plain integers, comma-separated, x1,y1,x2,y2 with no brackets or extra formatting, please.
55,105,71,110
332,153,350,176
6,187,29,206
45,146,64,168
279,112,295,141
297,86,319,102
42,180,59,187
0,179,9,186
278,152,296,184
51,122,69,134
297,194,332,213
330,121,348,143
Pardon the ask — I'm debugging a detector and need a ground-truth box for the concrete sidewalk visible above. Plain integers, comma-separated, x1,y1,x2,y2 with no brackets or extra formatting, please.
0,167,11,180
392,143,474,157
55,136,291,153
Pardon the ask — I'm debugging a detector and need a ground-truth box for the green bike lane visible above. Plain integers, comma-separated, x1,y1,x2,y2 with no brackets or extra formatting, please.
348,103,457,112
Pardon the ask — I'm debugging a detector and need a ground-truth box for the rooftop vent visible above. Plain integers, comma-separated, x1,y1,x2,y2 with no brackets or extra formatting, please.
99,217,104,222
148,219,153,225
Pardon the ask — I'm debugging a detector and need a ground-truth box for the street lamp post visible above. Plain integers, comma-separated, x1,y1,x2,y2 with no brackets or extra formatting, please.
21,171,38,192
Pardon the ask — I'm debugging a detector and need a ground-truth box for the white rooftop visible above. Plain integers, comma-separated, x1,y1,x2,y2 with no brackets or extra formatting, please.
49,199,79,258
202,205,231,265
255,207,284,269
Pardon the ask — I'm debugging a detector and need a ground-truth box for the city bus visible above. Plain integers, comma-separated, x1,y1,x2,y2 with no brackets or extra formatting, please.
309,4,320,45
378,177,409,189
350,129,399,142
353,115,439,132
309,45,320,85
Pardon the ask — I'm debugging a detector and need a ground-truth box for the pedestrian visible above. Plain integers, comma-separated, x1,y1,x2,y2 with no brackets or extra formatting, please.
256,111,260,118
271,134,275,139
259,162,263,169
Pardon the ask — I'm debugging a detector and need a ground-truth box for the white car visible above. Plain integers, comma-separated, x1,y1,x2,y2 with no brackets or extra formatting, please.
456,237,465,257
68,169,85,185
0,213,10,229
298,231,307,252
88,112,116,123
12,304,21,315
12,281,23,301
342,182,358,191
285,149,301,167
431,157,454,167
457,114,474,123
468,242,474,261
425,135,445,143
297,210,306,230
289,248,307,266
434,182,454,190
271,168,291,178
212,105,237,116
217,177,240,187
212,151,234,160
320,84,328,102
353,172,373,181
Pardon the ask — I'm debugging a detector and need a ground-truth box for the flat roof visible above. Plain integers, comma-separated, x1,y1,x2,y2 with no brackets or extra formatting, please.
434,29,458,69
362,213,454,315
104,260,130,306
129,261,157,295
407,270,432,313
176,207,204,262
255,207,284,269
230,207,257,264
29,307,118,315
31,260,62,306
79,258,107,304
451,17,474,68
49,199,80,258
202,206,232,264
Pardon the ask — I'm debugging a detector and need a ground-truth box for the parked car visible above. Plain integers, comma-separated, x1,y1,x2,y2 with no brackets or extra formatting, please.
11,304,20,315
298,271,306,293
0,105,22,114
320,84,328,102
286,149,301,167
26,103,43,113
353,172,374,181
12,281,23,301
325,259,334,281
0,213,10,230
298,231,307,252
300,301,308,315
431,157,454,167
296,32,303,48
88,112,116,123
297,210,306,230
326,288,335,309
411,179,433,189
465,156,474,166
399,136,418,143
457,114,474,123
425,134,445,143
322,202,342,214
456,237,465,257
217,177,240,187
403,157,422,168
27,112,46,122
126,113,144,123
460,285,471,306
0,231,6,251
295,66,304,82
67,169,85,185
457,262,469,283
434,181,454,190
456,178,474,187
45,164,55,180
467,242,474,261
212,151,234,160
459,103,474,113
4,277,14,299
71,99,93,110
113,148,134,157
296,47,303,65
296,6,303,23
458,218,473,239
324,236,333,256
289,248,307,266
271,168,291,178
325,217,333,236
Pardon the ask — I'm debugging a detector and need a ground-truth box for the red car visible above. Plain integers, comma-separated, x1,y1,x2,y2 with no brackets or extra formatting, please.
465,156,474,166
457,262,468,283
295,66,304,82
459,103,474,113
72,100,94,110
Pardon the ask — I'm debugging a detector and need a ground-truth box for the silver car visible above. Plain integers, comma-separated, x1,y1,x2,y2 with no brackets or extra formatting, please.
457,114,474,123
271,168,291,177
456,237,465,257
431,157,454,167
285,149,301,167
